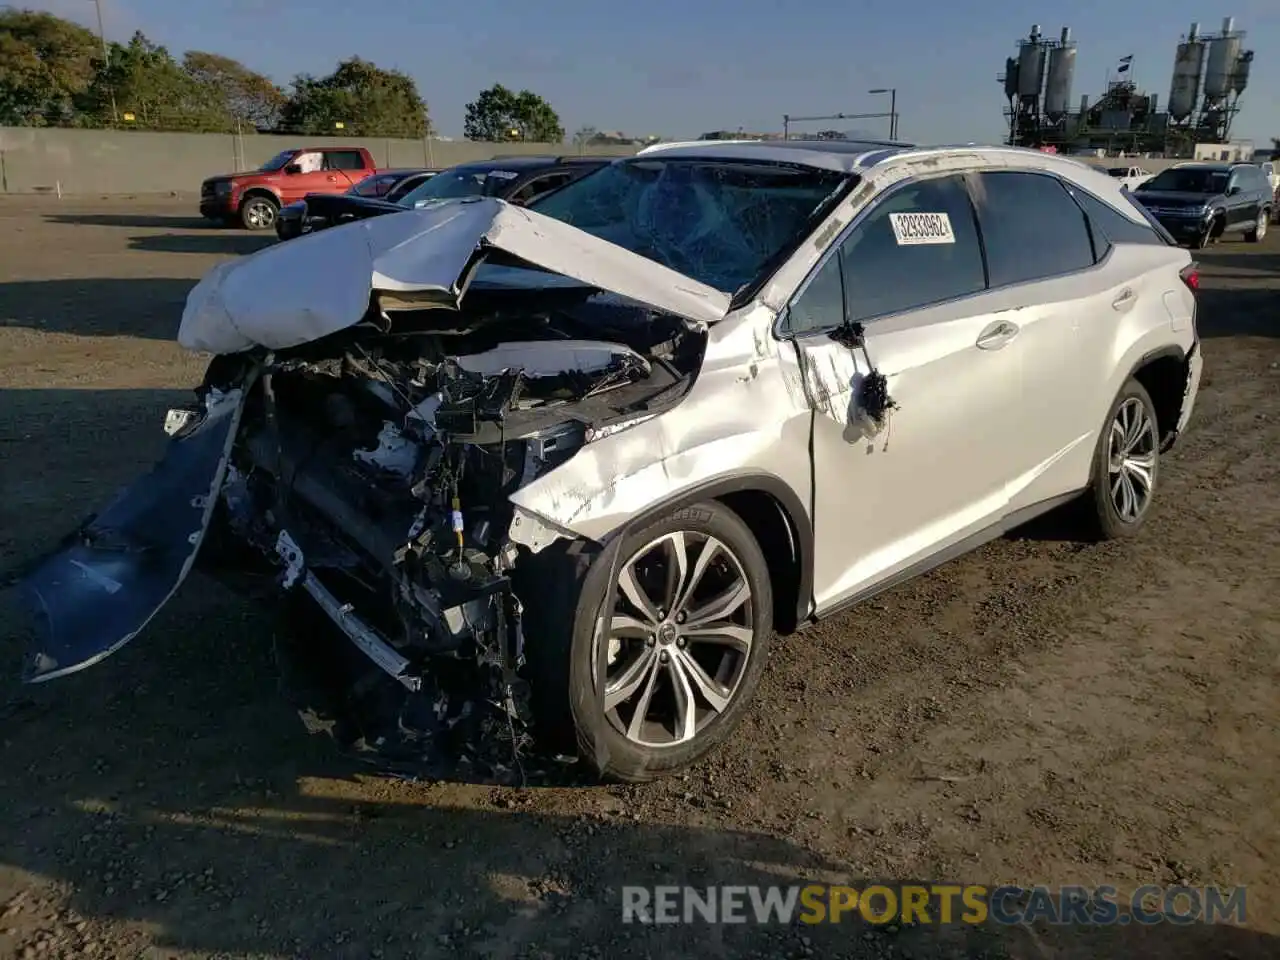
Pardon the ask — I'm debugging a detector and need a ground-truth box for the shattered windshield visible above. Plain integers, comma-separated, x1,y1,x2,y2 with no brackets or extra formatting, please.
1141,168,1229,194
259,151,296,172
528,159,851,293
397,167,515,206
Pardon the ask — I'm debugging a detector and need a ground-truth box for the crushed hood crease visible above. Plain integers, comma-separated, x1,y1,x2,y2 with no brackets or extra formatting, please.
179,197,732,355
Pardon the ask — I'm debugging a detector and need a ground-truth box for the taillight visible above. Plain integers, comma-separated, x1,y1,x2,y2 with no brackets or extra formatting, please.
1179,262,1199,292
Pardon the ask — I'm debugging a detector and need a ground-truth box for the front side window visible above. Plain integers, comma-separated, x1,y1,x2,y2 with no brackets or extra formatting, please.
838,174,985,323
785,174,984,334
970,172,1096,286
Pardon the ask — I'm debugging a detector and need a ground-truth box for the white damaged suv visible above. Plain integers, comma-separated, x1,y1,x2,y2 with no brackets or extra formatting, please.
18,141,1203,782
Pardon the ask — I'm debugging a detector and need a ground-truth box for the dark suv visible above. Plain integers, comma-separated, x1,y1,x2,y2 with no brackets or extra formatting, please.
273,155,610,241
1131,162,1272,248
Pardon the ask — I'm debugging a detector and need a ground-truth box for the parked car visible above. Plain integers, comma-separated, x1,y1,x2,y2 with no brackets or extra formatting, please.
276,168,439,241
200,146,381,231
18,141,1202,783
1130,161,1272,247
1105,164,1154,192
272,155,610,241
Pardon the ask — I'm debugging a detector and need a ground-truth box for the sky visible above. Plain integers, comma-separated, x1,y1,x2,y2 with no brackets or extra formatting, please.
19,0,1280,145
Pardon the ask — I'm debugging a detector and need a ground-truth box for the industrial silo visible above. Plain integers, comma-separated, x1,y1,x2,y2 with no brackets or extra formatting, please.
1231,49,1253,95
1044,27,1076,120
1017,25,1047,98
1203,16,1241,106
1168,22,1205,122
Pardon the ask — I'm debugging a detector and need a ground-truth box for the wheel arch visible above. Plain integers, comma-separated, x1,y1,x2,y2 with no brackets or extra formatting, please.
601,472,814,633
1126,344,1190,451
238,187,281,209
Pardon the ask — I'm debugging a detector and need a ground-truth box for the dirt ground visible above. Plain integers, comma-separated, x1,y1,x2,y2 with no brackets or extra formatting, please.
0,196,1277,960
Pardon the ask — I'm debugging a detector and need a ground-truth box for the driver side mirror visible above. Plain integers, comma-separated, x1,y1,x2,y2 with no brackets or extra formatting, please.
284,163,302,175
1227,185,1241,196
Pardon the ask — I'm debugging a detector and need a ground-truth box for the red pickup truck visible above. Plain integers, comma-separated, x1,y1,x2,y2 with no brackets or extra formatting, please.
199,145,379,231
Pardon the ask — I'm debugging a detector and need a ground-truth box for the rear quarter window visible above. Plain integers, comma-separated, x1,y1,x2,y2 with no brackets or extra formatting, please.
1065,186,1167,248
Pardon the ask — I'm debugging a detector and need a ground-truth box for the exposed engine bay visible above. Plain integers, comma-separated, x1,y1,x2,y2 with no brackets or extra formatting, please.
190,288,707,781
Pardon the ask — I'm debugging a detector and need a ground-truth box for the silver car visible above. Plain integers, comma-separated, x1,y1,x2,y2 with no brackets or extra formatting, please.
17,141,1203,783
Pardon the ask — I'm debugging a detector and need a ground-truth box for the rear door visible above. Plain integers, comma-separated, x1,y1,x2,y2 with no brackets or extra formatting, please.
323,149,371,191
965,170,1112,508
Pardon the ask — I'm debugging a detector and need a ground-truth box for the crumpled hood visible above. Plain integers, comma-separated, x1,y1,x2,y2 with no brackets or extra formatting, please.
178,197,732,355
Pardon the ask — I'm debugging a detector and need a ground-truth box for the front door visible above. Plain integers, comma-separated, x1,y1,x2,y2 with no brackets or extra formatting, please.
280,151,334,202
776,172,1025,611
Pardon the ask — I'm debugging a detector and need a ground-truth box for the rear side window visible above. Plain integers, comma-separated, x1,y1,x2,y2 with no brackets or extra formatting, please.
326,150,366,171
970,172,1095,286
837,174,986,322
1066,186,1165,248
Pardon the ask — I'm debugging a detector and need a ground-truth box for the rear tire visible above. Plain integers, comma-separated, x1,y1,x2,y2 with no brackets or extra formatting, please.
239,194,279,231
1079,379,1160,542
523,501,773,783
1245,210,1269,243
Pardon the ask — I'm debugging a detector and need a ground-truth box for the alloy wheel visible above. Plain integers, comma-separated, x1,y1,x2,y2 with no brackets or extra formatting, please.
244,199,276,229
1108,397,1157,523
596,531,755,748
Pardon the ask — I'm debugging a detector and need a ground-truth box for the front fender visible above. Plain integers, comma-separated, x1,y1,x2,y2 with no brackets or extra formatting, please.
507,309,814,546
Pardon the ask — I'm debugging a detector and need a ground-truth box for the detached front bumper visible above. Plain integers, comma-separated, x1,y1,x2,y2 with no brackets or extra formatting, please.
18,387,250,682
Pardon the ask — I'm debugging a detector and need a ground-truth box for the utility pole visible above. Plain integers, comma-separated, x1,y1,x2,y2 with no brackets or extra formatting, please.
868,88,898,140
89,0,118,124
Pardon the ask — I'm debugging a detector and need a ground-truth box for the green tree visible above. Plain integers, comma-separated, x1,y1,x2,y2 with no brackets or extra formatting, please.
464,84,564,143
0,10,101,126
81,31,226,131
182,51,285,130
279,58,429,137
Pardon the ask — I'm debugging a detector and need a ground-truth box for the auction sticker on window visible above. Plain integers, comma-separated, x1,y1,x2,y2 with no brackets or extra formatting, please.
889,212,955,245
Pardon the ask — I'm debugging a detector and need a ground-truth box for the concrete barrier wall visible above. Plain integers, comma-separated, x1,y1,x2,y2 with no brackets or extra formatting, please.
0,127,1206,196
0,127,641,195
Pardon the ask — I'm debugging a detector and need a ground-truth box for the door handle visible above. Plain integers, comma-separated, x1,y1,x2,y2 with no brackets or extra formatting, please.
1112,288,1137,311
975,320,1019,350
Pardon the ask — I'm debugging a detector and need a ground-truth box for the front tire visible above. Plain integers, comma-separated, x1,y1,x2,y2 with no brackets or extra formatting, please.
547,502,774,783
1081,379,1160,541
239,194,279,231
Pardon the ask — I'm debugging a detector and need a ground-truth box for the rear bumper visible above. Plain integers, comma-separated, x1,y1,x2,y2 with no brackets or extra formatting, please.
1173,340,1202,442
